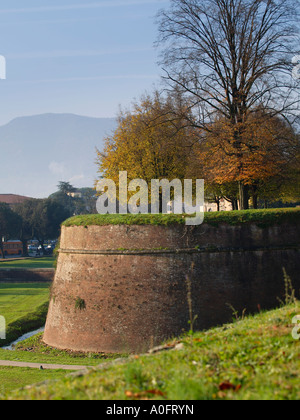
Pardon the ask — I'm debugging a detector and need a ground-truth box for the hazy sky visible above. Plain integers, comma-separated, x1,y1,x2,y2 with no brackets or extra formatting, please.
0,0,170,126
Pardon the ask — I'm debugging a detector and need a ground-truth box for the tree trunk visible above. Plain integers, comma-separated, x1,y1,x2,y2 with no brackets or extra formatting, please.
250,183,259,209
22,240,29,257
0,242,5,259
252,193,258,209
239,181,249,210
231,199,239,211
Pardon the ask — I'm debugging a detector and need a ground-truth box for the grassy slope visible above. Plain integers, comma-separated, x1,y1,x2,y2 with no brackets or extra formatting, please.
0,367,69,396
0,284,49,325
62,208,300,228
3,302,299,400
0,333,125,367
0,284,50,346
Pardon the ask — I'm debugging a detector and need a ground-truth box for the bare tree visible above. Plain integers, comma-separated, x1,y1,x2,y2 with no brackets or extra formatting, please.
157,0,300,209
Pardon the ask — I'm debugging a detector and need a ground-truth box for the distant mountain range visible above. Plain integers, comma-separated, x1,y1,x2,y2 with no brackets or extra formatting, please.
0,113,117,198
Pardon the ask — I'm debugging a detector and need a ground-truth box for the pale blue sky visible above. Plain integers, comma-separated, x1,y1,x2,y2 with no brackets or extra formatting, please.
0,0,170,125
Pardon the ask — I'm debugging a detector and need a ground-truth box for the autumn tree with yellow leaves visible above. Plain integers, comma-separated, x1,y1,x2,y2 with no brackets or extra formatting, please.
97,93,299,211
96,92,195,207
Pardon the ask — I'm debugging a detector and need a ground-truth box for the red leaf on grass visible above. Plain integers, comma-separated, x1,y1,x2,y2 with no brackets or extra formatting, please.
219,381,241,392
125,389,166,399
146,389,166,397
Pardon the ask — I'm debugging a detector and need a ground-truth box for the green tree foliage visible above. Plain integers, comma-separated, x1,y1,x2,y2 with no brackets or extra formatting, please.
14,199,37,256
0,203,22,259
32,199,70,249
50,184,97,216
57,182,76,195
15,199,69,254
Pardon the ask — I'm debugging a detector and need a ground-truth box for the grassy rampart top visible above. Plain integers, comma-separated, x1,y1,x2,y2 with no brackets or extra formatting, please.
62,208,300,228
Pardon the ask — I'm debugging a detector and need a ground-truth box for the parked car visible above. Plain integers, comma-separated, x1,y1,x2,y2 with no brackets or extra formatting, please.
28,245,38,254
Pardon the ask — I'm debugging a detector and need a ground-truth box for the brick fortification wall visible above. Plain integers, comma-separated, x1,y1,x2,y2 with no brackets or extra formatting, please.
43,222,300,353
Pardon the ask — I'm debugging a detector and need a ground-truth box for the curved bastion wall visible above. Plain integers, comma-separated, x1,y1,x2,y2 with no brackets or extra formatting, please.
43,220,300,353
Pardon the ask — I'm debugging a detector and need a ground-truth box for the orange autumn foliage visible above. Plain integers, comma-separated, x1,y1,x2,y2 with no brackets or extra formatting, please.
195,111,298,187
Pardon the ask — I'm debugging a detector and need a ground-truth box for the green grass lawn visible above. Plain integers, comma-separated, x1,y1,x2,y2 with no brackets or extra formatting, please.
0,367,69,396
0,283,50,347
0,257,55,269
0,281,299,400
0,283,50,326
0,333,126,396
0,282,122,396
0,332,125,366
0,282,69,396
1,302,299,400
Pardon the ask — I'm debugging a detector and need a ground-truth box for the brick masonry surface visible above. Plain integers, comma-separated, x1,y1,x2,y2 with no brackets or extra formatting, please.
43,222,300,353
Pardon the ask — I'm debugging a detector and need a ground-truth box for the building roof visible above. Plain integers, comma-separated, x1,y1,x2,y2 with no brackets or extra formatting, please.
0,194,32,205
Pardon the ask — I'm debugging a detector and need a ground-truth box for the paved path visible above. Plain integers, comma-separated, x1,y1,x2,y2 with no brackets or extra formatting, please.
0,360,92,371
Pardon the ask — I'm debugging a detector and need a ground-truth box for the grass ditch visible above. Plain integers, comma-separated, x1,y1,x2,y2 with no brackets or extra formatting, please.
0,283,50,348
0,302,48,348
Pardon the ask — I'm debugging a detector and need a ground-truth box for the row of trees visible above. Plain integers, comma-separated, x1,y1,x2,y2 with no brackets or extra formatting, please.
0,199,69,258
97,0,300,209
0,183,97,258
97,91,300,209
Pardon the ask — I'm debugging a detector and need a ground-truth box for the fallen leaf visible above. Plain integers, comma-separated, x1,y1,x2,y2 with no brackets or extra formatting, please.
125,391,135,398
219,381,236,391
219,381,242,392
125,389,166,399
146,389,166,397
